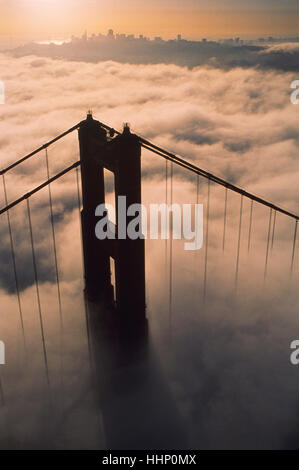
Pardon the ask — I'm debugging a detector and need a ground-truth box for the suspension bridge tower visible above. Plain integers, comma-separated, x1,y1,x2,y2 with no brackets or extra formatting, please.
78,112,146,326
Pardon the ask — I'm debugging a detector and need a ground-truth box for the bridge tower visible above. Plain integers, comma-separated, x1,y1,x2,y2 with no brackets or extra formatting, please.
78,112,146,325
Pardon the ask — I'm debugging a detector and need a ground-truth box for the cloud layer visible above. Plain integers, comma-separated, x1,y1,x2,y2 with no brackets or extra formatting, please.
0,53,299,449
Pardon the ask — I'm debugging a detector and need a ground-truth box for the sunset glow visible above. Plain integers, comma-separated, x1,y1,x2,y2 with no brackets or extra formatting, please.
0,0,298,39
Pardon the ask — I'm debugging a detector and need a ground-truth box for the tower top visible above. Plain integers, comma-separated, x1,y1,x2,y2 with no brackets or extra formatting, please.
123,122,131,135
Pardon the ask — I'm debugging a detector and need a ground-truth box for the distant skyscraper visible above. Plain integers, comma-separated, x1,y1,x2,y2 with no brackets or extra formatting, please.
107,29,114,39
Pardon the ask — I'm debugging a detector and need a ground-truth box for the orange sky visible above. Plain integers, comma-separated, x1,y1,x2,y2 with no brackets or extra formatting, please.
0,0,298,39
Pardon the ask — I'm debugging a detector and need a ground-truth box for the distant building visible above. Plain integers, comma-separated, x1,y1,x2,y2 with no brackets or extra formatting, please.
223,38,234,45
177,34,182,41
107,29,115,39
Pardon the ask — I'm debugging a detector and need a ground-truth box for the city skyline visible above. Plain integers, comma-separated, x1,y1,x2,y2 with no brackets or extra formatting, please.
4,27,299,51
1,0,299,40
69,28,299,44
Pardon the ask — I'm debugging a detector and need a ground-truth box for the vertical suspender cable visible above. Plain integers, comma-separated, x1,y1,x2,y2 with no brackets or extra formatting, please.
2,175,26,349
193,174,200,307
196,174,199,206
75,168,92,366
169,162,173,340
235,195,243,287
222,187,228,251
165,160,168,273
196,175,199,253
291,220,298,274
271,210,277,251
45,149,63,330
248,200,254,253
45,149,64,425
26,198,50,386
264,208,273,280
203,178,211,301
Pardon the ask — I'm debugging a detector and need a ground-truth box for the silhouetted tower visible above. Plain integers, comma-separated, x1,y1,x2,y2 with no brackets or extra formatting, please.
78,113,146,325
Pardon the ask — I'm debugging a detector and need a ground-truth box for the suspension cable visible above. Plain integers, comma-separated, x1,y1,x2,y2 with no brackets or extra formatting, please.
235,195,243,287
26,198,50,386
2,175,26,349
196,174,199,206
194,174,200,304
75,167,93,367
291,220,298,273
2,117,298,223
203,178,211,301
165,159,168,273
96,119,299,224
45,149,63,331
0,161,80,216
139,140,299,222
248,200,254,253
271,210,277,250
169,162,173,340
45,149,64,418
223,187,228,251
0,123,81,176
264,208,273,280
